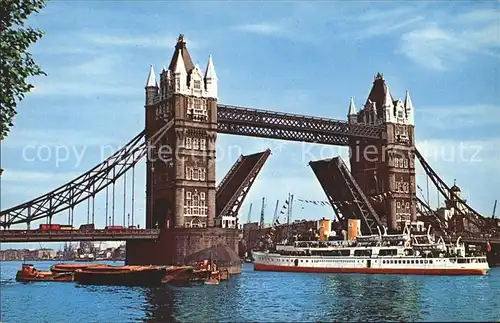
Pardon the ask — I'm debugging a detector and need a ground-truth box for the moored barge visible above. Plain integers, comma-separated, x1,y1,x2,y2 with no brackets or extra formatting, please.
74,265,167,286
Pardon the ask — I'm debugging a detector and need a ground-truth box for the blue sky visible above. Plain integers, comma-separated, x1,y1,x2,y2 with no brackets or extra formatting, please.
1,1,499,250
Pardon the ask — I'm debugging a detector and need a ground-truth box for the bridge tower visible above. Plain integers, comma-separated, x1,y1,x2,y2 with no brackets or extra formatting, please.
348,73,416,231
144,34,218,230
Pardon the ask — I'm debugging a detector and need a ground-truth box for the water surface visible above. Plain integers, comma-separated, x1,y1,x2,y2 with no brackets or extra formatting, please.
1,261,499,322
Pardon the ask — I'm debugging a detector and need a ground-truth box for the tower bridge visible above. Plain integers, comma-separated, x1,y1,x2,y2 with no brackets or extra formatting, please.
1,35,497,265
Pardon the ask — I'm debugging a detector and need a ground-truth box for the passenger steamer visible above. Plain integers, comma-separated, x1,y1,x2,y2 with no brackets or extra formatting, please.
253,222,489,276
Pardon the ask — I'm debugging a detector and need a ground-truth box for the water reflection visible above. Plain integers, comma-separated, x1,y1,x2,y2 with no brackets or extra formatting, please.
323,274,422,321
142,286,177,322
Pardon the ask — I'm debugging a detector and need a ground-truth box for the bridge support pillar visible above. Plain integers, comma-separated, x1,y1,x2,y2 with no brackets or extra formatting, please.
126,228,241,273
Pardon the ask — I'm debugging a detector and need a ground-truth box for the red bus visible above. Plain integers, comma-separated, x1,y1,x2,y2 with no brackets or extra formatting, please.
105,226,124,231
39,224,61,231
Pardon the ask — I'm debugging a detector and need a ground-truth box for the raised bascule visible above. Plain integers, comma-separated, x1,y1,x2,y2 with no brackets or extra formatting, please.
1,34,498,266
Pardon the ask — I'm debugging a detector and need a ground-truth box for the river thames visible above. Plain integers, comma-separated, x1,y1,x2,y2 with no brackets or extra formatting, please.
1,261,499,322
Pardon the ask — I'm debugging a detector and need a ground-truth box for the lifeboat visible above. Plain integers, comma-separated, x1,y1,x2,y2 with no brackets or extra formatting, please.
16,264,74,282
73,265,167,286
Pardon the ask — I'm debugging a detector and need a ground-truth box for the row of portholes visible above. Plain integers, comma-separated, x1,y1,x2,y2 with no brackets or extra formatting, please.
264,258,358,264
383,259,433,264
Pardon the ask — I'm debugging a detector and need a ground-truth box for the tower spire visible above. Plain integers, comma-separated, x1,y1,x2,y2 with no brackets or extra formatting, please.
204,55,217,80
146,65,157,88
404,90,414,125
174,49,186,75
204,54,218,99
348,97,357,116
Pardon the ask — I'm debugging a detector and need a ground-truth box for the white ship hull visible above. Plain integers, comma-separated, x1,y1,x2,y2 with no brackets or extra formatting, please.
253,251,489,275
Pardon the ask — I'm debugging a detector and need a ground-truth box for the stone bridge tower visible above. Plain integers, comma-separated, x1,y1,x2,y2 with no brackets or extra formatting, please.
144,34,218,230
348,73,416,232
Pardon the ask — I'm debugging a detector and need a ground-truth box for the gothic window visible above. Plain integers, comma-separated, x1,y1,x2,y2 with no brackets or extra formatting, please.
185,222,191,228
186,166,191,180
184,191,193,216
405,202,410,211
185,137,192,149
403,158,408,168
395,127,400,135
403,182,409,193
194,80,201,90
200,192,205,200
199,168,205,181
192,98,208,121
193,193,199,215
398,110,404,119
187,98,194,115
192,168,199,180
396,201,401,212
200,139,206,150
194,98,201,111
193,138,199,150
191,218,202,228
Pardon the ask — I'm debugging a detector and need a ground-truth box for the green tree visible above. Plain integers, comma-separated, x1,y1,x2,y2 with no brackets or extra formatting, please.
0,0,46,140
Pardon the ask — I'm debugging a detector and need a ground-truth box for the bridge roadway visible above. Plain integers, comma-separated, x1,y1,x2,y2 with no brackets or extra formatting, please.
0,229,160,243
448,234,500,245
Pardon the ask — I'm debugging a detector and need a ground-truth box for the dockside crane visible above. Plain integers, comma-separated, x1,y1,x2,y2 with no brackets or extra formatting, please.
272,200,280,227
259,198,266,229
246,203,253,224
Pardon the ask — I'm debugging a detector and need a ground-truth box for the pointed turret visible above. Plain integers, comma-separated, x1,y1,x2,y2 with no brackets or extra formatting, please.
145,64,158,106
173,48,187,93
168,34,195,73
146,65,157,88
382,83,395,123
204,55,218,99
204,55,217,80
174,49,187,75
404,90,414,125
348,97,357,123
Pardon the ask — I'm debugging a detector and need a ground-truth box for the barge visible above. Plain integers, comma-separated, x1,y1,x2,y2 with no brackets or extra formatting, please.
74,265,167,286
253,223,490,276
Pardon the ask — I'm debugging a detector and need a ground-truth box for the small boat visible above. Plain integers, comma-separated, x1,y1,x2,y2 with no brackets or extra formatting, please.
16,264,74,282
74,265,167,286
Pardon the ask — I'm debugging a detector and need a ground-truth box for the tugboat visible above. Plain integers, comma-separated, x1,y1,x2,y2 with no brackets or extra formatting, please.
16,264,74,282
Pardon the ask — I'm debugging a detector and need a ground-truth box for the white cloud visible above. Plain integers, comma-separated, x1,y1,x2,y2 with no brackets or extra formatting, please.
398,9,500,70
31,79,140,97
418,105,500,129
235,22,287,36
3,128,121,148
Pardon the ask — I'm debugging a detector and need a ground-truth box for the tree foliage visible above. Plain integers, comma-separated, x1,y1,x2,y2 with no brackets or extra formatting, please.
0,0,46,140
